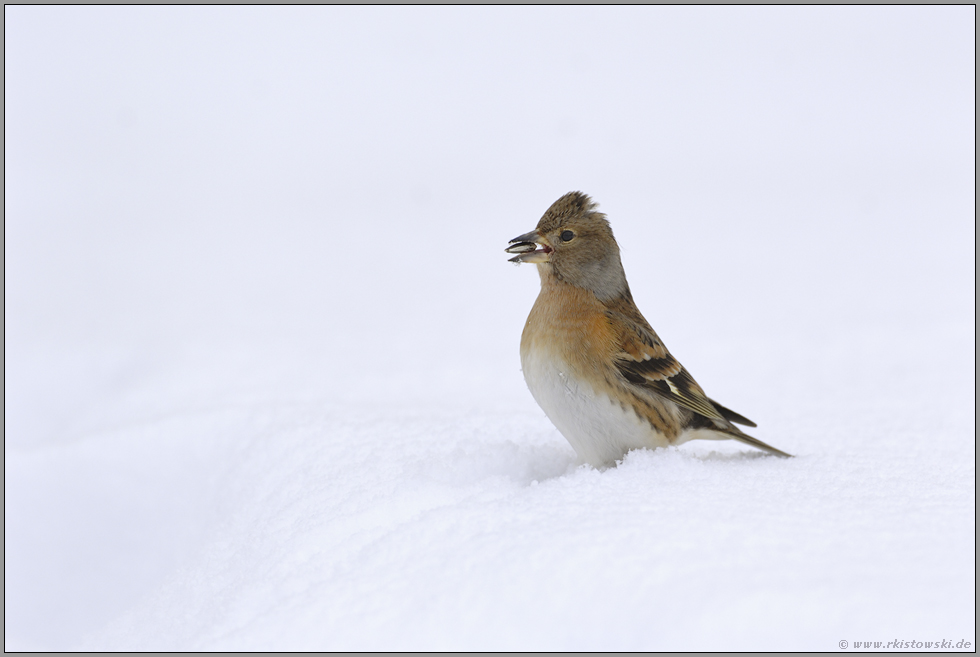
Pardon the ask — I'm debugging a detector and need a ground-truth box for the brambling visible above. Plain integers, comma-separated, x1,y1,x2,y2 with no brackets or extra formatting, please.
506,191,790,467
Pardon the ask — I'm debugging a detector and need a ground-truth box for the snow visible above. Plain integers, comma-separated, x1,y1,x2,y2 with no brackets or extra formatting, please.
5,6,975,651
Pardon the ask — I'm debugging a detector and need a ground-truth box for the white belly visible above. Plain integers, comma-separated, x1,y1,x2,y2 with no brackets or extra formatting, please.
521,347,670,467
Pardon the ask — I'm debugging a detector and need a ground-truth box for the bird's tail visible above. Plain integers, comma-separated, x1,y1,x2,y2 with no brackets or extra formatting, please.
725,428,793,458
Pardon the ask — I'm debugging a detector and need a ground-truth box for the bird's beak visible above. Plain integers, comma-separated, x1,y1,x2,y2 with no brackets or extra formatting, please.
505,230,553,263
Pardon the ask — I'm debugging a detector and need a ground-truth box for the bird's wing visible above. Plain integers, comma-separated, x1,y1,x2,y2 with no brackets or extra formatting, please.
707,397,757,428
606,300,786,455
608,307,729,424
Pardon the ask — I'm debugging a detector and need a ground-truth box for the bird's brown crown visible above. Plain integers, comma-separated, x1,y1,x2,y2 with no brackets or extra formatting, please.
535,191,604,232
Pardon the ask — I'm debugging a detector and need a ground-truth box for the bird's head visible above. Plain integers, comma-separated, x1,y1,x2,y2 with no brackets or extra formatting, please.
506,191,628,300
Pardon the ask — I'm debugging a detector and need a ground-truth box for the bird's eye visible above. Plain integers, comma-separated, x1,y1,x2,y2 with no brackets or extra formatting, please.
560,230,575,242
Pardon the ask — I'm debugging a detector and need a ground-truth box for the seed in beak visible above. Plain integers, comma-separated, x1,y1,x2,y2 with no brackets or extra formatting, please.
505,241,538,254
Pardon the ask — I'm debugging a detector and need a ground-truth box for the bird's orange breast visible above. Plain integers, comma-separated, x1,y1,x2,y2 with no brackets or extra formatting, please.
520,278,618,381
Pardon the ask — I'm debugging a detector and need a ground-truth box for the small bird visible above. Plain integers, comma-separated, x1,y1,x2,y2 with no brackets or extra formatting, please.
506,191,790,467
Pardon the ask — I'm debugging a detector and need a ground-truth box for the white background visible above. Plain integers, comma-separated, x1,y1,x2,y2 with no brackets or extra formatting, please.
5,6,975,650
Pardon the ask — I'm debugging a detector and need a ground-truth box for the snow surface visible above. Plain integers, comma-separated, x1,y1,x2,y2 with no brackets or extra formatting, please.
5,6,976,651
